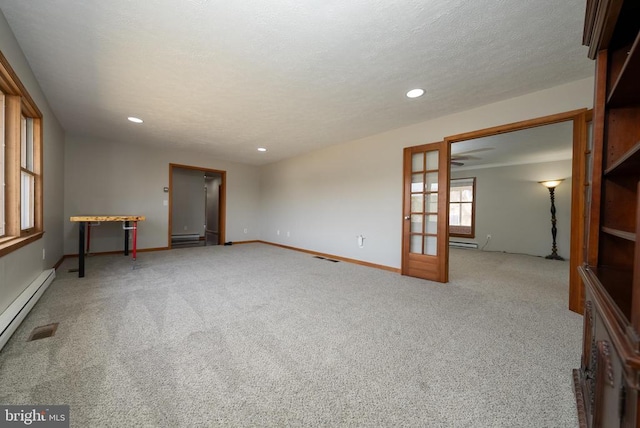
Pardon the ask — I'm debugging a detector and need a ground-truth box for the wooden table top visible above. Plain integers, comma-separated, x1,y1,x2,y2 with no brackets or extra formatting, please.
69,215,146,222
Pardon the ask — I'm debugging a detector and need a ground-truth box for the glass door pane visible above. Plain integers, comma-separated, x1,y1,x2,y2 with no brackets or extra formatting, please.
412,153,424,172
408,149,438,256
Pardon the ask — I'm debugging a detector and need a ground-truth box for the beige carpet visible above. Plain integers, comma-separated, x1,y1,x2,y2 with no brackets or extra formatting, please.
0,244,581,427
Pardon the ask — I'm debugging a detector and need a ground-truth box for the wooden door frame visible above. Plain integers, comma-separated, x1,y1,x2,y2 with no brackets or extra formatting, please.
444,108,590,314
168,163,227,249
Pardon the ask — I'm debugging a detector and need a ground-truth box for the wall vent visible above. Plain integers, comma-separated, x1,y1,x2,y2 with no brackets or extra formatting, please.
313,256,339,263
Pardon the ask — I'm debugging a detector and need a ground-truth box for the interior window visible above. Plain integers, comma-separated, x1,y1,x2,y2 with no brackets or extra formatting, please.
0,51,43,256
450,177,475,238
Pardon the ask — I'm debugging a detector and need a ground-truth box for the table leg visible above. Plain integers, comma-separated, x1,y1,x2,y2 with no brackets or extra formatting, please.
78,221,85,278
124,220,130,256
133,221,138,261
87,223,92,255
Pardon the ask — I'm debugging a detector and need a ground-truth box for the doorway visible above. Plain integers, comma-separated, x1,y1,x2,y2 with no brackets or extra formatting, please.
401,109,590,314
204,173,223,245
169,163,226,249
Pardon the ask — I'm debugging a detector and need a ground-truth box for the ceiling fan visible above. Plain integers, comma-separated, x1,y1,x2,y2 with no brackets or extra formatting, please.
450,147,495,167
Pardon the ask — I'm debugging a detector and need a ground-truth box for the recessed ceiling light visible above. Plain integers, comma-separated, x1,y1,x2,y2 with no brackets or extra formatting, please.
257,147,267,152
127,116,143,123
406,89,425,99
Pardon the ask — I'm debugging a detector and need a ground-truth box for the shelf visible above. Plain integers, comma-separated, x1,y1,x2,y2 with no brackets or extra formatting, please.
604,139,640,176
608,30,640,107
587,265,634,322
601,226,636,241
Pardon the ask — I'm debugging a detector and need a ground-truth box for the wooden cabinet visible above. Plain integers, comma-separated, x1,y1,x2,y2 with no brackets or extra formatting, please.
574,0,640,427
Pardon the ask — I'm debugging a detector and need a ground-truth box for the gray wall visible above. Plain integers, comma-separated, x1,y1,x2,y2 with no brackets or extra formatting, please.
64,136,260,254
259,78,594,269
451,160,573,258
172,168,206,237
0,11,66,315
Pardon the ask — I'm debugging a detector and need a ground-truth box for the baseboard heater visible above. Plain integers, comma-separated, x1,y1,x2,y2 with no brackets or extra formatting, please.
0,269,55,351
449,241,478,249
171,234,200,242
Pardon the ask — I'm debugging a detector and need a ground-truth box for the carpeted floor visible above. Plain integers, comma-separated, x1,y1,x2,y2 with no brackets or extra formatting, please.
0,244,582,427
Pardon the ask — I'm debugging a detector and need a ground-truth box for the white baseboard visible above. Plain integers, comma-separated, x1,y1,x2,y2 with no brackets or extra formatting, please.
0,269,55,351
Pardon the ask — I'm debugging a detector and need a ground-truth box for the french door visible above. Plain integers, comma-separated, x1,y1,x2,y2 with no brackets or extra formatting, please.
401,141,450,282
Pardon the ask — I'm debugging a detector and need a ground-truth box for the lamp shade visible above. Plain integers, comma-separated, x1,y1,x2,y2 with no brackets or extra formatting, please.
539,179,564,188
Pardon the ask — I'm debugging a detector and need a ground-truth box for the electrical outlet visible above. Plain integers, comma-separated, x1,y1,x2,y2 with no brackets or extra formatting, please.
287,231,290,237
42,248,46,260
277,230,280,235
487,234,492,240
244,228,248,234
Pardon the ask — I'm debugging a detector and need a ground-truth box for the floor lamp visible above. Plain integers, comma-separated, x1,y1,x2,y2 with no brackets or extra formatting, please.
540,180,565,260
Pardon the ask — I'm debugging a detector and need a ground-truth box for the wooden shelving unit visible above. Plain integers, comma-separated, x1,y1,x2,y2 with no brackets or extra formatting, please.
607,31,640,107
604,140,640,176
601,226,636,242
574,0,640,427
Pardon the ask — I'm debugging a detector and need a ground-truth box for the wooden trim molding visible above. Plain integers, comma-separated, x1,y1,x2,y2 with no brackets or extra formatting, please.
449,177,476,239
53,255,66,270
0,232,44,258
0,51,42,116
445,109,589,143
582,0,625,59
259,241,401,273
587,52,608,267
572,369,588,428
0,50,44,257
168,163,227,248
569,110,590,313
593,340,615,427
582,301,594,370
4,95,21,237
444,108,590,314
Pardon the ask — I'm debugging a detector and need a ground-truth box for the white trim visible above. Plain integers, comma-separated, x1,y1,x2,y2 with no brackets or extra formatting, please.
0,268,55,351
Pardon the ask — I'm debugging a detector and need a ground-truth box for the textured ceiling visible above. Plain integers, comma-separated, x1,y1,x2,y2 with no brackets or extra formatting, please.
0,0,592,165
451,121,573,171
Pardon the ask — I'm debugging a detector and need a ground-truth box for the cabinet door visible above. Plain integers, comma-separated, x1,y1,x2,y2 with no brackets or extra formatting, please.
590,314,631,428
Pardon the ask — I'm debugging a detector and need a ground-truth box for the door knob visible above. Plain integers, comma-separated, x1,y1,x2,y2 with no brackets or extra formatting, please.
404,216,410,220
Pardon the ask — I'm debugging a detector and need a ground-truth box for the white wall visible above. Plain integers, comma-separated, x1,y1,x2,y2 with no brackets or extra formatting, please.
451,160,573,258
259,77,594,269
0,11,66,315
63,137,260,254
171,168,206,236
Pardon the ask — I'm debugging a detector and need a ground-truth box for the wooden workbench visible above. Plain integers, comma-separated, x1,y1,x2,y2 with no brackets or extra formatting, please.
69,215,145,277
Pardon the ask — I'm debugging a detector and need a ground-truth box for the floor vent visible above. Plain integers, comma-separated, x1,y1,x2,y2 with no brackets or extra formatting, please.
27,323,58,341
313,256,340,263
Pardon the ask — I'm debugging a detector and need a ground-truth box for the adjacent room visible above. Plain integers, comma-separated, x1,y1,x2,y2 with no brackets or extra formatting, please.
1,0,627,426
